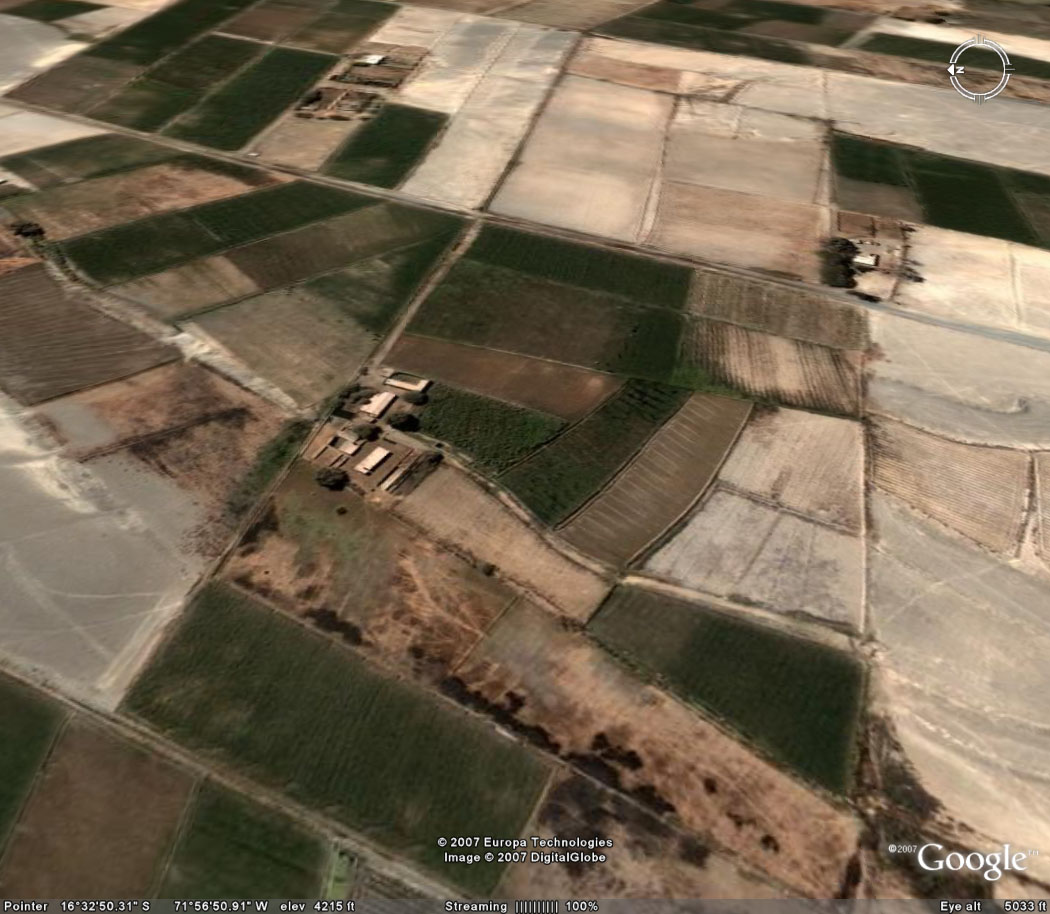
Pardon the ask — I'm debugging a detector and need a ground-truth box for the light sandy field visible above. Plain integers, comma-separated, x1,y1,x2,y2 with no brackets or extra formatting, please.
664,100,825,205
650,182,824,281
579,37,1050,176
393,464,609,620
400,25,575,209
489,75,672,242
894,226,1050,338
459,601,859,896
646,488,864,628
567,46,683,92
869,493,1050,880
871,417,1030,554
499,0,650,30
368,5,466,48
868,311,1050,447
866,18,1050,68
1038,453,1050,567
0,396,199,709
398,16,520,114
718,407,864,532
111,256,262,321
0,106,103,157
253,115,357,172
0,15,85,94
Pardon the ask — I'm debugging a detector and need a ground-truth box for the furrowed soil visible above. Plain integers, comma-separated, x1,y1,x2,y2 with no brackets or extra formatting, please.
456,600,859,895
393,465,610,620
0,720,194,897
560,392,751,565
223,462,516,683
870,417,1029,554
385,335,624,421
124,582,552,894
0,263,176,404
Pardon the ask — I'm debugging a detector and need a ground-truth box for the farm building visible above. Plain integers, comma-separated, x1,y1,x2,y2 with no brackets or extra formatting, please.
360,390,396,418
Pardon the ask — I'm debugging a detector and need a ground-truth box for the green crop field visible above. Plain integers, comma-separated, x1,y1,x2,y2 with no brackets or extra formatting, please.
165,47,337,150
324,104,447,188
831,134,1050,248
88,36,264,132
0,135,176,188
124,584,550,893
161,782,327,898
0,677,64,849
590,587,864,792
469,226,692,311
418,385,565,473
60,180,372,285
86,0,257,66
6,0,101,21
500,380,686,524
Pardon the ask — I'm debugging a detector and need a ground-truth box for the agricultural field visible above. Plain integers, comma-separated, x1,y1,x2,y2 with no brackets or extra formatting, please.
385,335,624,421
0,262,176,404
0,677,64,851
393,465,610,620
0,132,174,187
280,0,394,54
645,487,864,627
223,461,517,681
323,103,448,189
0,719,194,897
124,583,552,893
501,380,688,525
160,783,328,898
417,385,565,474
717,407,863,532
560,392,751,565
870,418,1029,554
3,156,281,240
589,586,864,792
455,600,859,895
831,133,1050,248
60,180,372,286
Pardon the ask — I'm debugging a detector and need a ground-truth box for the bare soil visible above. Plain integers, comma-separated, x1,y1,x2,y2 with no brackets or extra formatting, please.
7,55,143,112
112,256,261,321
386,334,624,421
0,720,194,897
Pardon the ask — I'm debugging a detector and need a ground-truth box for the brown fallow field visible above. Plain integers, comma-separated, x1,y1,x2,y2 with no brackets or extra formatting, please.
454,600,858,896
560,392,752,565
393,465,610,620
0,720,194,897
386,334,624,421
0,263,175,405
871,417,1030,554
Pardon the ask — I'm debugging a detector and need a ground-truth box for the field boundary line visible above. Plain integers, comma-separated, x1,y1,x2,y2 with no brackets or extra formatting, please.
625,397,754,568
147,771,204,897
715,478,862,537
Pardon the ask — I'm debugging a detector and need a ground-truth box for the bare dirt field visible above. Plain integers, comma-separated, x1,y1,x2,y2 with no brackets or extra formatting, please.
664,101,825,205
1038,453,1050,565
0,106,104,157
111,256,262,321
7,54,142,113
684,320,863,416
253,114,356,172
222,462,516,682
560,393,751,566
650,182,824,282
645,488,864,629
688,269,868,350
869,493,1050,881
500,0,650,29
38,360,289,554
400,0,508,13
400,24,575,209
871,417,1029,554
868,311,1050,447
500,773,784,898
5,161,281,241
717,407,864,532
0,15,85,97
386,334,622,420
457,600,858,895
393,464,610,619
488,75,672,243
0,720,194,896
0,262,176,405
566,47,682,91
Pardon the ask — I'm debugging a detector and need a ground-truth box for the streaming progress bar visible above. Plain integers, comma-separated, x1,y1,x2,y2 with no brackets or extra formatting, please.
515,902,559,914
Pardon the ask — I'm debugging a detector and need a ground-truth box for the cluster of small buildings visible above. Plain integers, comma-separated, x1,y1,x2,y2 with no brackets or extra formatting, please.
837,210,906,299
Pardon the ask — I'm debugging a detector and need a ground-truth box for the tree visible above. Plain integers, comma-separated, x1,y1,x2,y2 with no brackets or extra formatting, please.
400,391,428,406
351,421,379,441
388,413,419,432
315,467,349,490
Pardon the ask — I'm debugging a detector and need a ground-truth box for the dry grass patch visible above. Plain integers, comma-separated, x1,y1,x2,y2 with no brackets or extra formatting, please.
110,256,261,321
871,418,1029,553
